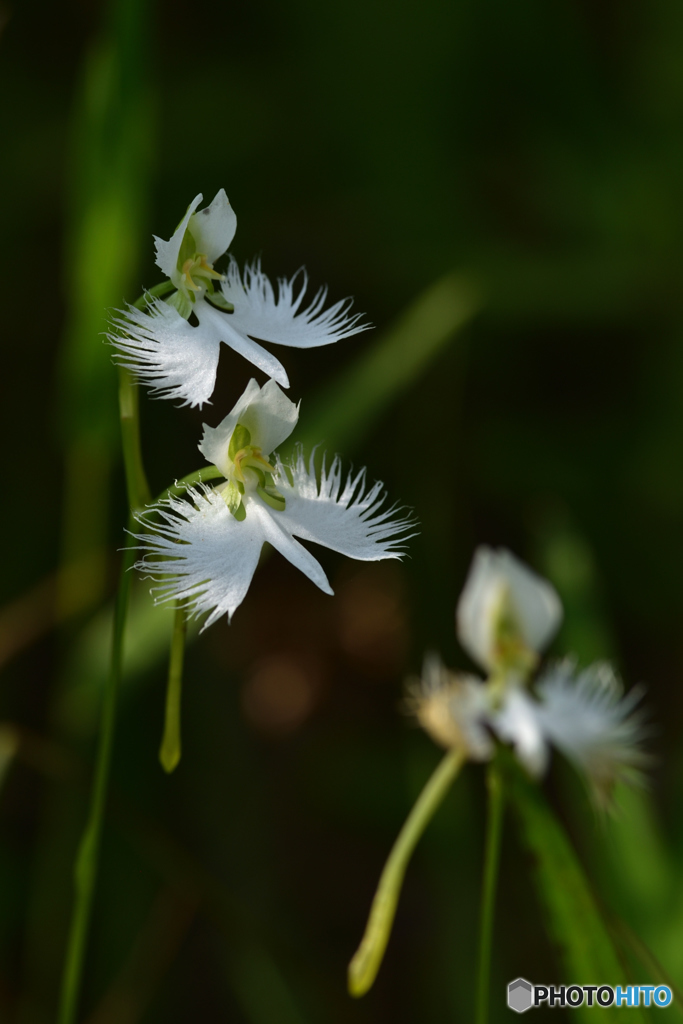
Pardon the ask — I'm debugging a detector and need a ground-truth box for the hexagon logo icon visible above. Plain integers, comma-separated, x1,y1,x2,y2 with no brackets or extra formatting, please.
508,978,533,1013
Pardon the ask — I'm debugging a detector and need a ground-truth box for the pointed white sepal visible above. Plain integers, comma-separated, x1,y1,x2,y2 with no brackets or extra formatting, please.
456,546,563,672
199,378,299,474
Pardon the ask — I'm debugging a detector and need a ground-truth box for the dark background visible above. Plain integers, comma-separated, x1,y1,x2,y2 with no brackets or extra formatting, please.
2,0,683,1020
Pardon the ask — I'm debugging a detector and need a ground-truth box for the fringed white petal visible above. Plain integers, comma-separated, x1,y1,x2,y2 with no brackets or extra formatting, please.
133,486,265,627
220,258,371,349
535,660,647,806
110,295,291,408
110,298,221,408
272,448,416,561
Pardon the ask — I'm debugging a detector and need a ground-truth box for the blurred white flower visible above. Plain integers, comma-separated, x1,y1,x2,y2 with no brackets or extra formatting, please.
456,546,562,675
408,654,494,761
134,379,415,626
111,190,370,407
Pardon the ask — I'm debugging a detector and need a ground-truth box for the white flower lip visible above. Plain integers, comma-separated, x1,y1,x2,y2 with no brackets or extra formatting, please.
111,192,371,408
456,546,563,672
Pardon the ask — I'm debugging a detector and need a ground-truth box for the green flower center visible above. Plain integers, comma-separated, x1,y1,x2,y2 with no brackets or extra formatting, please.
166,227,234,319
219,423,286,521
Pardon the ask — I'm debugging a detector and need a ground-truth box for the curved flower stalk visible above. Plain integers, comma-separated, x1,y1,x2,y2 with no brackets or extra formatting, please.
110,190,371,407
134,379,415,626
349,546,648,1000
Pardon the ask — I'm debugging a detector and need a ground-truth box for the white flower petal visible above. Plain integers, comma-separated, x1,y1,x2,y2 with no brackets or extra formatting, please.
493,687,549,777
110,298,221,408
273,449,416,561
133,487,266,626
535,660,647,805
456,547,563,672
221,258,371,349
189,188,236,263
196,301,290,388
199,379,298,473
198,378,263,472
248,501,333,595
154,193,203,285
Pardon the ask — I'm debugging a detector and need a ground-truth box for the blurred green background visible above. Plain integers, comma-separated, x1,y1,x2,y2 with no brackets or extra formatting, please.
3,0,683,1020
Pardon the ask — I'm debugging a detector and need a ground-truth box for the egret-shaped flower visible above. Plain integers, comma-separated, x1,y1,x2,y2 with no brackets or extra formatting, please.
134,379,415,626
111,190,370,407
412,549,647,797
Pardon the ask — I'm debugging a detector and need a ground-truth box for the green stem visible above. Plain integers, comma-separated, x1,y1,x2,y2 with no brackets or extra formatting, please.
116,280,174,512
57,523,136,1024
57,284,168,1023
159,603,187,773
475,761,504,1024
348,749,464,997
132,279,175,310
118,367,151,510
155,465,224,504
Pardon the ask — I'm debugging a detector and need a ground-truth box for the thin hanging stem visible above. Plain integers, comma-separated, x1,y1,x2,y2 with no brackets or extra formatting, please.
348,749,464,997
118,367,151,511
57,523,136,1024
159,603,187,772
475,761,504,1024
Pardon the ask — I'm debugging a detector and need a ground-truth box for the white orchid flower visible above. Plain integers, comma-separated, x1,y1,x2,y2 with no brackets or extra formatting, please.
456,547,562,676
134,379,415,627
111,190,370,407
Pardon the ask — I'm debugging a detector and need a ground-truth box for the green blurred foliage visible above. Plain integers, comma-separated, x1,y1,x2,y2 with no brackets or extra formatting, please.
3,0,683,1020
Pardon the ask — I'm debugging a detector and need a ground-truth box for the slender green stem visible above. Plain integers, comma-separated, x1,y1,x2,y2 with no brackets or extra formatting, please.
475,761,504,1024
348,749,464,997
118,367,151,510
159,603,187,773
58,285,169,1023
115,281,174,512
57,523,136,1024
